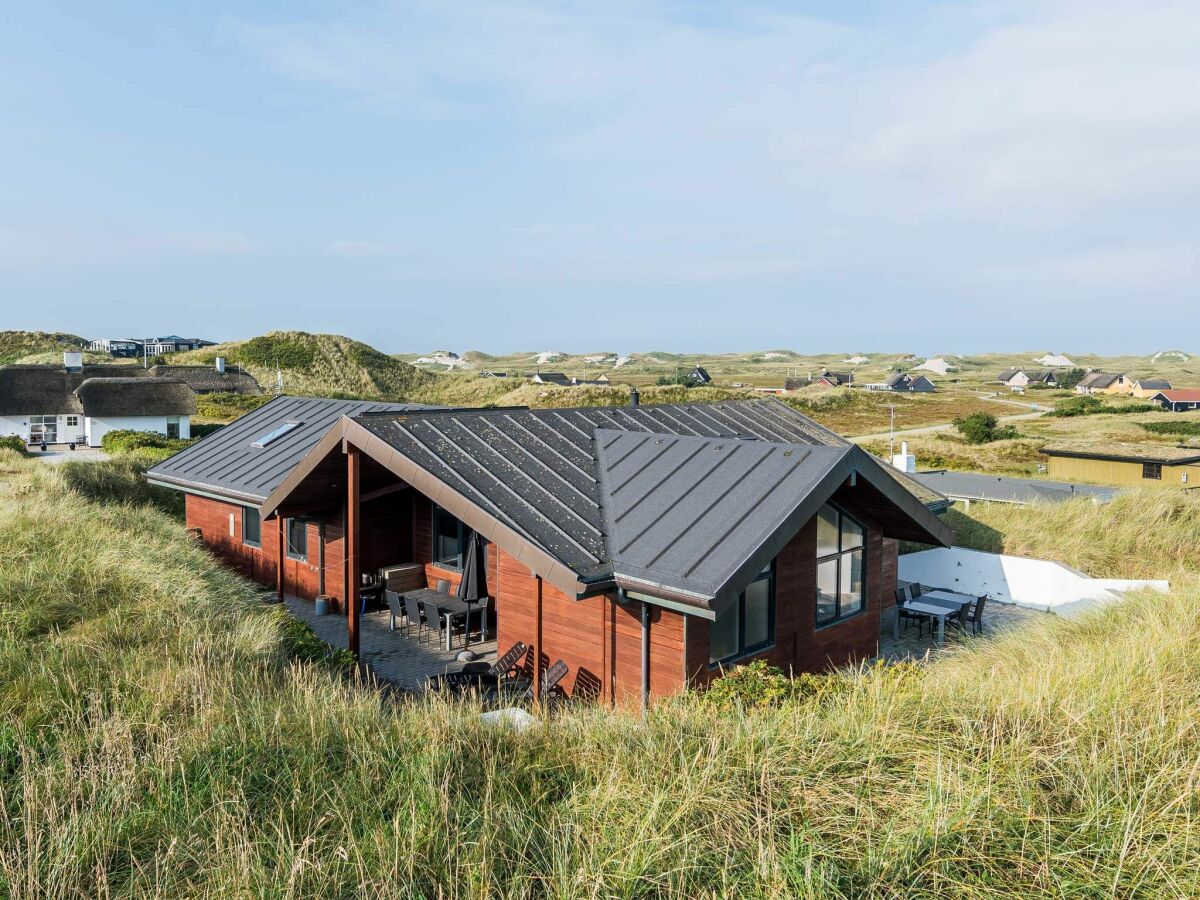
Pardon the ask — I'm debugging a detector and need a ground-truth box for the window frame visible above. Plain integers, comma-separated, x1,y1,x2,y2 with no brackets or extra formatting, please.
1142,462,1162,480
431,504,470,571
815,503,868,629
285,517,309,561
708,561,777,667
242,506,262,548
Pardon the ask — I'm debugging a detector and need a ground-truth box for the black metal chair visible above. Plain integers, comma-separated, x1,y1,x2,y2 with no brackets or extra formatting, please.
963,595,988,636
469,597,491,642
432,641,529,692
385,589,406,632
896,584,923,634
403,594,425,640
422,599,444,646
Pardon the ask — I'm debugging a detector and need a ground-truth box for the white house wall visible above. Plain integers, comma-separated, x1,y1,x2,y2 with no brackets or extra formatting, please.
0,414,87,444
899,546,1168,618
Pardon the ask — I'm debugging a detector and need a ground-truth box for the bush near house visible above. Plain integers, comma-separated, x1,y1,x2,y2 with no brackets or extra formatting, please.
1140,420,1200,437
953,412,1020,443
0,436,26,454
195,392,271,422
1051,395,1160,417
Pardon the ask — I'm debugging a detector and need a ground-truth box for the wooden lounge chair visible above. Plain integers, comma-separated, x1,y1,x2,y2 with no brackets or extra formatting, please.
521,659,568,703
431,641,529,692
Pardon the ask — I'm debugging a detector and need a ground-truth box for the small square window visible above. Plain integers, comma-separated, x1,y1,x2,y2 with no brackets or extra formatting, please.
1142,462,1162,480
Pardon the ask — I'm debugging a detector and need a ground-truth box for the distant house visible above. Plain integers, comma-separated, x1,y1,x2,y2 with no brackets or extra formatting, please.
1044,444,1199,489
1131,378,1172,399
88,338,143,358
146,363,262,395
784,370,852,391
530,372,573,386
997,369,1057,389
1149,389,1200,412
686,366,712,385
1075,372,1126,394
479,371,508,378
866,373,936,393
144,336,215,356
0,353,195,446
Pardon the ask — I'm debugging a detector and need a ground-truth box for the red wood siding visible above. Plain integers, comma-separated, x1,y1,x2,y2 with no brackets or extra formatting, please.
686,512,887,689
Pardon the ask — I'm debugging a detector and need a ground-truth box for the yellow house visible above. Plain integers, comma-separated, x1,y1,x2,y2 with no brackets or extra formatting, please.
1044,443,1200,489
1131,379,1173,399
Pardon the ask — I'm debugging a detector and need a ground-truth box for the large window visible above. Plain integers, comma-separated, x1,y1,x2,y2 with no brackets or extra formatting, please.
816,503,866,628
432,504,470,569
242,506,261,548
29,415,57,444
709,562,776,666
1142,462,1162,480
286,518,308,561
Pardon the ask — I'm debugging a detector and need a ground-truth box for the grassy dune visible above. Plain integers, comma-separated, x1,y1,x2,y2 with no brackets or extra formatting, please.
0,453,1199,896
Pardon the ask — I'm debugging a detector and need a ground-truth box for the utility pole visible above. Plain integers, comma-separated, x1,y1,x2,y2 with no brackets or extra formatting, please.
888,404,896,461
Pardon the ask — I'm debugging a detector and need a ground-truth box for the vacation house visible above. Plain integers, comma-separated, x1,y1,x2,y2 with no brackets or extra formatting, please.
149,396,951,706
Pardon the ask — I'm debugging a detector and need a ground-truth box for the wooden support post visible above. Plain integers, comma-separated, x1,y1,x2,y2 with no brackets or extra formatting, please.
275,516,285,598
533,575,543,700
347,446,362,659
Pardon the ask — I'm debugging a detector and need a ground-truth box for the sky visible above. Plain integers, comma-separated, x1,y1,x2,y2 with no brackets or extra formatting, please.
1,0,1198,355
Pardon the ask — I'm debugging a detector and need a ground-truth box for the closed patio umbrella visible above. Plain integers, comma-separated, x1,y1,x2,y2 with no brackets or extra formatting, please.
456,531,488,601
456,532,489,647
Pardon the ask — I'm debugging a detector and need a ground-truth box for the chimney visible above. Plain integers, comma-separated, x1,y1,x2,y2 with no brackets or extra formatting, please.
891,440,917,474
630,387,640,407
215,356,226,374
63,350,83,373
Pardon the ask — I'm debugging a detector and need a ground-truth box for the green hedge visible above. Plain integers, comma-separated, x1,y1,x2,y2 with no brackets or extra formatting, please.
99,429,194,457
0,436,26,454
1141,420,1200,437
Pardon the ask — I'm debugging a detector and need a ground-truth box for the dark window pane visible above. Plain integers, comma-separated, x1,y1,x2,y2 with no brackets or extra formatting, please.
743,577,772,649
817,505,840,557
433,506,462,568
839,549,865,617
287,519,307,560
840,513,864,550
242,507,261,546
708,602,740,664
816,559,838,626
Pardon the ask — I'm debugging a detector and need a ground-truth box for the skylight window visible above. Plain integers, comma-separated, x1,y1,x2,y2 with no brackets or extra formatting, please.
251,421,301,448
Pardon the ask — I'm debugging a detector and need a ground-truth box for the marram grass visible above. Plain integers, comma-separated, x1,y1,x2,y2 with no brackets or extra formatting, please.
0,450,1198,897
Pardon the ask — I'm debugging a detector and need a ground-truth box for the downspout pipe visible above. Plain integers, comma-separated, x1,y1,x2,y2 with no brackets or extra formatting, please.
640,598,650,717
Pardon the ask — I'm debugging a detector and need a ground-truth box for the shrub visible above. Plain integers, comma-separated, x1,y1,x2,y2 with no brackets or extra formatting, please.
953,412,1019,443
1056,367,1087,389
0,435,26,454
703,660,840,710
1052,395,1159,417
1141,420,1200,437
99,429,193,456
655,371,696,387
195,392,271,421
235,334,315,369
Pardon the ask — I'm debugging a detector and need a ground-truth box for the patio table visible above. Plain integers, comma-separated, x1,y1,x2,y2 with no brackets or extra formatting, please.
892,590,974,648
403,589,479,651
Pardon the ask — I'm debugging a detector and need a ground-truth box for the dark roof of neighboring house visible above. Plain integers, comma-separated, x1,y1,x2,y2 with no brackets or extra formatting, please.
147,365,262,394
1044,443,1200,465
911,470,1118,505
1078,372,1120,389
1134,379,1172,390
998,369,1055,382
883,372,908,388
820,370,853,384
146,395,443,503
531,372,572,385
74,378,196,417
688,366,712,383
259,399,951,614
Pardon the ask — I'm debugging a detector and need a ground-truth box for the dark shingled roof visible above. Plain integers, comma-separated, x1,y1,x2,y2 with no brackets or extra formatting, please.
74,377,196,417
1078,372,1120,389
1135,378,1172,390
147,365,262,394
343,399,950,610
147,395,443,503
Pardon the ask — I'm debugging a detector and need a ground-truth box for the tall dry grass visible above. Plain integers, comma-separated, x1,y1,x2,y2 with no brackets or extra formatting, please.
0,452,1198,896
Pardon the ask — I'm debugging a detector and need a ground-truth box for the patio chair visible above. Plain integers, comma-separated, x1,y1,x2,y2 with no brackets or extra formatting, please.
432,641,529,692
422,599,444,646
462,640,528,681
520,659,569,703
468,597,491,642
403,594,426,640
385,589,406,632
963,595,987,636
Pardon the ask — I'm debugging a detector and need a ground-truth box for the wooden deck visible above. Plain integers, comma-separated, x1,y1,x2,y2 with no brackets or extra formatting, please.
877,600,1046,661
285,597,497,689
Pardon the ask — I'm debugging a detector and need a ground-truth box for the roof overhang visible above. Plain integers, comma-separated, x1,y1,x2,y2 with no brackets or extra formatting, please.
260,416,589,598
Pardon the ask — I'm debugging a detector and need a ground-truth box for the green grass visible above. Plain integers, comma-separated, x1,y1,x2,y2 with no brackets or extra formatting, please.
1,453,1199,895
1141,420,1200,438
0,330,88,364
